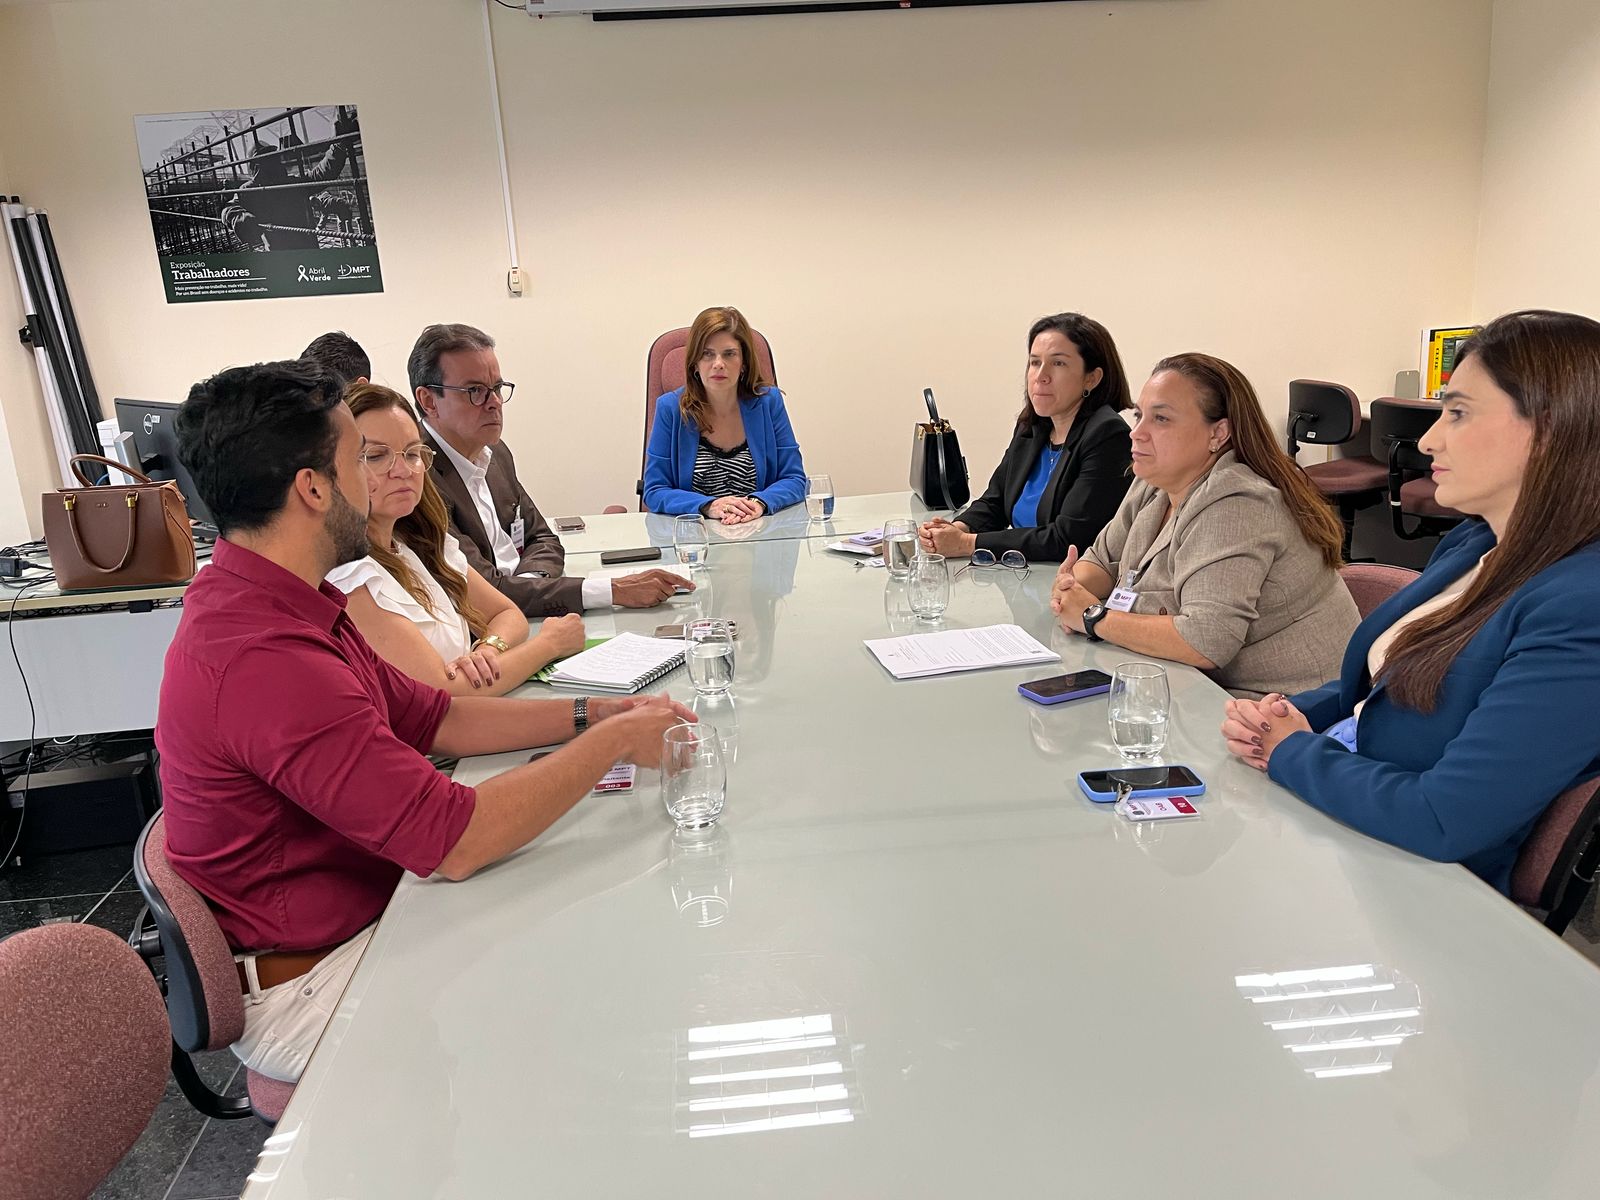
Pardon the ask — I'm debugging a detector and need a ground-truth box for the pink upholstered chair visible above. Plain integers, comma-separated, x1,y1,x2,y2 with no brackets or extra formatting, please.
637,325,778,511
0,922,170,1200
131,812,294,1123
1338,563,1421,620
1511,779,1600,935
1287,379,1388,561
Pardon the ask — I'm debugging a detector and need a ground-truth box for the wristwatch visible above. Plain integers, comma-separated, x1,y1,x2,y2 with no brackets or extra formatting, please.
1081,604,1109,642
572,696,589,734
474,634,511,654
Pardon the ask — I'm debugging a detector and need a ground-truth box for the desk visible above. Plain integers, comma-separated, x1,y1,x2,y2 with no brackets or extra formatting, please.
0,576,189,741
244,540,1600,1197
560,491,947,556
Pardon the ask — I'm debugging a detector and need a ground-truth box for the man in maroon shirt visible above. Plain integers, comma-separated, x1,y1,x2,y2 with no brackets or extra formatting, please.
158,360,691,1083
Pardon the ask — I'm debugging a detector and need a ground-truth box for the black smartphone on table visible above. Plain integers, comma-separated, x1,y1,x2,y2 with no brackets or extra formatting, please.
600,546,663,565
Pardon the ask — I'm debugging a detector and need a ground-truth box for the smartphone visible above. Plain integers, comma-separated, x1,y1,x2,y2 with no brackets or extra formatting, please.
655,622,738,639
600,546,663,565
1018,669,1113,706
554,516,586,533
1078,765,1205,803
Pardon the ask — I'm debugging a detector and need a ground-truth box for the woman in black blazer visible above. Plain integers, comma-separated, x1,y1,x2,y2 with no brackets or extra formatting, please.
919,312,1133,563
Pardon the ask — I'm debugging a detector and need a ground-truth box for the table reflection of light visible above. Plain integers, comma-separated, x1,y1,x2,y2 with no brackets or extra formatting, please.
676,1013,862,1138
1235,963,1423,1080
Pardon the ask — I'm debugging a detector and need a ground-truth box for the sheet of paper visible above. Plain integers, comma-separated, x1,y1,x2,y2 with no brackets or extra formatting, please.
863,624,1058,679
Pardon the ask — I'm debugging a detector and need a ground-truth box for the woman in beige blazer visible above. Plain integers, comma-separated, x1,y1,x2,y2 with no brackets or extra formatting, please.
1050,353,1358,698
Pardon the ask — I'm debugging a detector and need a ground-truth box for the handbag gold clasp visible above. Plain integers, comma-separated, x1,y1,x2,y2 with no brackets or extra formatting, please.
62,495,75,511
125,493,139,509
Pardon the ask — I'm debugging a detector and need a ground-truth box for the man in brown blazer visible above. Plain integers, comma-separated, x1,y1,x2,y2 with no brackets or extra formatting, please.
409,323,684,617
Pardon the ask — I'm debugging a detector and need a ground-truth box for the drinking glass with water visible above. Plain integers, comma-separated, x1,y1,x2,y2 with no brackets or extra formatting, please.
683,618,736,696
882,518,918,580
674,515,710,570
805,473,835,521
661,722,726,830
1108,661,1170,760
908,553,950,622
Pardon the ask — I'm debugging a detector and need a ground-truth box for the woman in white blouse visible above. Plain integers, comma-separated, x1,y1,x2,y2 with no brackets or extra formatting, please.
328,385,586,693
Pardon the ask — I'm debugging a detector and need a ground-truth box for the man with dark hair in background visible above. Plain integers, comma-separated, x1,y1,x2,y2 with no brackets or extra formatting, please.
157,358,691,1084
409,322,684,617
300,330,371,391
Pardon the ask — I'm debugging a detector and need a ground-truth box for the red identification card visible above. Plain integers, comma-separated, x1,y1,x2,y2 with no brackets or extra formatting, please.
1120,796,1200,821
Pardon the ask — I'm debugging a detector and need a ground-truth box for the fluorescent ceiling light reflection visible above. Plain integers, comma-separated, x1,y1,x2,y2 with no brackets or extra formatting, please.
688,1108,855,1139
686,1035,838,1062
1312,1063,1394,1079
1286,1035,1409,1053
688,1015,833,1043
689,1084,850,1113
691,1061,845,1086
1248,983,1396,1004
1235,965,1376,988
1268,1008,1421,1031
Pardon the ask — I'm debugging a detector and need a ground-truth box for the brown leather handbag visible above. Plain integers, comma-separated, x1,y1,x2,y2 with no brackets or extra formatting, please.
42,454,197,591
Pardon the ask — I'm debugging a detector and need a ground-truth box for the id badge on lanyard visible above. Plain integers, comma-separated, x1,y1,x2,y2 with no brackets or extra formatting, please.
510,504,527,552
1108,567,1143,612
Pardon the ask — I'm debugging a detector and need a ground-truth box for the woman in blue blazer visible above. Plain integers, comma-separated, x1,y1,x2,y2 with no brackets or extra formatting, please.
1222,310,1600,894
643,306,806,522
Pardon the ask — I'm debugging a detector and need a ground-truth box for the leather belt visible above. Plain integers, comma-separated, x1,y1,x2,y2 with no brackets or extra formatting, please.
237,945,337,993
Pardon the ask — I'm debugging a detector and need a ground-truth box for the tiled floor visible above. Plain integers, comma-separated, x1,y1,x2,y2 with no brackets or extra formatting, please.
0,843,267,1200
4,841,1600,1198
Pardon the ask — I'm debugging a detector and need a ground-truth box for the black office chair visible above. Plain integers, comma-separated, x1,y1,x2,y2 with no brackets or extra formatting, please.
1367,397,1466,542
1286,379,1387,561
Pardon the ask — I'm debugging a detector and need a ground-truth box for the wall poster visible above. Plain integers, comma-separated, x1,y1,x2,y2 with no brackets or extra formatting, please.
135,105,383,303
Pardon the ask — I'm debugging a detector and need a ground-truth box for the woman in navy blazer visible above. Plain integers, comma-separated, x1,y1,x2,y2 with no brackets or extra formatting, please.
643,306,806,521
919,312,1133,562
1222,310,1600,894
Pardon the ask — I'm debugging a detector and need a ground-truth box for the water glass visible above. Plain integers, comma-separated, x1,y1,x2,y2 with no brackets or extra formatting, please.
674,515,710,570
805,473,835,521
683,618,736,696
908,553,950,622
1107,661,1170,760
661,722,727,830
882,518,918,580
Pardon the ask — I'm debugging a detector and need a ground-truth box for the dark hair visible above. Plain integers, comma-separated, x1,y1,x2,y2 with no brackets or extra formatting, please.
1381,310,1600,712
176,360,343,537
301,331,371,390
408,323,495,397
680,307,768,432
1015,313,1131,428
1151,352,1345,570
344,383,484,636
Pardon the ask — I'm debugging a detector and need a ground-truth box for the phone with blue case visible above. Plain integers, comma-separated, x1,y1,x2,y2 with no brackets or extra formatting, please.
1018,669,1112,705
1077,765,1205,803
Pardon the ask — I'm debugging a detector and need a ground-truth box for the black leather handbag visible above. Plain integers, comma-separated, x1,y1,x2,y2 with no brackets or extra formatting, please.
909,387,969,510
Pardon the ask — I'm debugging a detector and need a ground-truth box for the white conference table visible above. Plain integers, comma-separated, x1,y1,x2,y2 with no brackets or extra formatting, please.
560,490,946,556
243,536,1600,1198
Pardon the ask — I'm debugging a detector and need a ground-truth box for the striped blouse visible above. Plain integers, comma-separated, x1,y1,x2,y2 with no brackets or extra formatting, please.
691,438,758,499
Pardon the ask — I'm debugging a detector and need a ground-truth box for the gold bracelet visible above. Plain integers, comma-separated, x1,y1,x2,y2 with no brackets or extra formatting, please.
473,634,511,654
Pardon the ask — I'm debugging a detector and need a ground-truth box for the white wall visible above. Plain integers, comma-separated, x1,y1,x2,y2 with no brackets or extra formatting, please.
0,0,1493,523
1473,0,1600,319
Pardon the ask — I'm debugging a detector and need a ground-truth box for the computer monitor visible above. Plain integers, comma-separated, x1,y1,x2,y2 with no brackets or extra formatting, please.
112,397,215,527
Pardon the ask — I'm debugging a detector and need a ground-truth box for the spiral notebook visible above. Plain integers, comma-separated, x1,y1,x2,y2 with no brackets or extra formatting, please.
543,632,685,693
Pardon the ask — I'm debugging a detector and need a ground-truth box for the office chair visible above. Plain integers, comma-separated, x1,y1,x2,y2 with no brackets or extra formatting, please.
1286,379,1387,561
1366,397,1466,541
1511,779,1600,936
1338,563,1420,620
638,325,778,511
0,922,171,1200
130,812,294,1124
